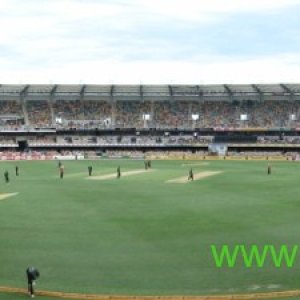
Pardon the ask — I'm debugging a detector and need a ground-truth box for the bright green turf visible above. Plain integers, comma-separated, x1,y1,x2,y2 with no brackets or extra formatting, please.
0,160,300,296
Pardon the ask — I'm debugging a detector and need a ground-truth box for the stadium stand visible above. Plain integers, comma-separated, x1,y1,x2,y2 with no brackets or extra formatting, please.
1,84,300,129
1,84,300,159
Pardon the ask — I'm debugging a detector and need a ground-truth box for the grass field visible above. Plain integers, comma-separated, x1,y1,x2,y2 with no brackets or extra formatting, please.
1,159,300,298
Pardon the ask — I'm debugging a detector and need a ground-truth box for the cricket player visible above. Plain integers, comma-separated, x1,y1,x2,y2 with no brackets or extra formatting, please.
16,165,19,176
60,165,64,179
267,163,272,175
88,165,93,176
4,170,9,183
26,266,40,298
188,168,194,181
117,166,121,178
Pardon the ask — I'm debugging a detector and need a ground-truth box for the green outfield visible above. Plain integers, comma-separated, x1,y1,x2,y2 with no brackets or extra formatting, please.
0,159,300,298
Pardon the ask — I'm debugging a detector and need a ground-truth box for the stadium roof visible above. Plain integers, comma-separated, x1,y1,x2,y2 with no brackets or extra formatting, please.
0,84,300,101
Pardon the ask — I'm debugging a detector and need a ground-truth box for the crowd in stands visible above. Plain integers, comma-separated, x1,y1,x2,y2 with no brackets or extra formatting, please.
115,101,151,128
24,135,214,146
54,100,111,124
153,101,190,128
27,136,56,145
26,101,52,127
202,102,237,128
1,99,300,129
105,150,145,159
0,150,58,160
257,136,300,144
0,101,24,129
0,136,17,145
0,101,22,115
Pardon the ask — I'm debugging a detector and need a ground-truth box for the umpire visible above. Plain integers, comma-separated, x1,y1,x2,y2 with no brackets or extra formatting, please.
26,266,40,298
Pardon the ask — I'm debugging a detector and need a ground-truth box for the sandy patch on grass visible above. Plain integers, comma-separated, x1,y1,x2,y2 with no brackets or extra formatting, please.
87,169,155,180
166,171,222,183
0,193,18,201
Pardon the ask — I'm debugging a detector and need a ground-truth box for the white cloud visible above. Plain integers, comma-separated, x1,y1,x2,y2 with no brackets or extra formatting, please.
0,0,300,83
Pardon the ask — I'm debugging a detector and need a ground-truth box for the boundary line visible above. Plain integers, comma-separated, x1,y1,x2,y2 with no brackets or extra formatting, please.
1,286,300,300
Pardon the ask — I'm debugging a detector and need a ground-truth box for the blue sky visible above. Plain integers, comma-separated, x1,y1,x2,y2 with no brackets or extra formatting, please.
0,0,300,84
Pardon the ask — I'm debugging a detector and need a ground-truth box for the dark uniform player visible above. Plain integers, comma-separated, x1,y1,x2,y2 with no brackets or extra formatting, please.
148,160,151,169
117,166,121,178
26,266,40,298
188,168,194,181
60,165,64,179
144,161,148,170
4,170,9,183
58,160,62,168
88,165,93,176
267,163,272,175
16,165,19,176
